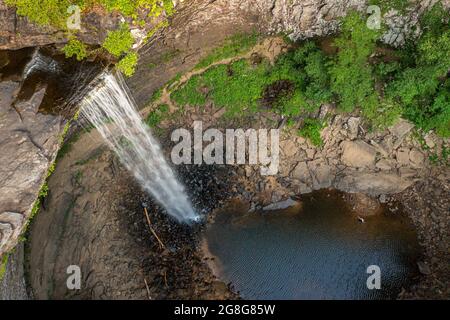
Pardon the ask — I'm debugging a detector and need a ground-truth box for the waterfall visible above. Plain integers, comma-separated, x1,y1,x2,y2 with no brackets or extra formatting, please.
79,72,198,223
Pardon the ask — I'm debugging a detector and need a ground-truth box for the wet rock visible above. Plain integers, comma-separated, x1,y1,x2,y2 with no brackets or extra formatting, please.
417,261,432,275
262,198,299,211
344,193,382,217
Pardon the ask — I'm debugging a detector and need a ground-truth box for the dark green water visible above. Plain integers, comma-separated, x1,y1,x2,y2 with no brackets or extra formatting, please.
205,190,421,300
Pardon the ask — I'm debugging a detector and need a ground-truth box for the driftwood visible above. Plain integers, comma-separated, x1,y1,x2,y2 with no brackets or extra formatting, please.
143,207,166,250
143,277,152,300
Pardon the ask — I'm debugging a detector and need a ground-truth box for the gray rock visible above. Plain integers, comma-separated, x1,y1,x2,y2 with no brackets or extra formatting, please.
262,198,299,211
290,161,312,184
341,140,377,168
389,119,414,140
308,159,333,189
376,159,394,171
409,148,425,168
346,117,360,140
396,148,411,166
0,79,63,255
335,170,414,196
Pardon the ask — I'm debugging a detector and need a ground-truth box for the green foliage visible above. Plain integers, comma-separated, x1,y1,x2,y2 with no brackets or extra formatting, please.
270,41,332,114
195,32,259,69
298,118,324,146
102,23,140,76
0,253,9,280
171,74,207,107
329,11,381,113
102,23,134,58
62,38,88,61
368,0,411,13
5,0,72,28
387,2,450,137
117,52,138,77
146,104,169,127
150,88,163,102
173,59,270,116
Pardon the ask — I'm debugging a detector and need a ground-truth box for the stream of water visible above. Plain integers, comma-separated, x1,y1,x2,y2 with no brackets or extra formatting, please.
79,72,198,223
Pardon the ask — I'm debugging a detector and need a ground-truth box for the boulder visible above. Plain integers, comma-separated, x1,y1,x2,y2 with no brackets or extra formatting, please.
262,198,300,211
389,119,414,140
409,148,425,168
346,117,360,140
396,148,411,166
290,161,312,184
307,159,333,189
335,170,414,196
340,140,377,168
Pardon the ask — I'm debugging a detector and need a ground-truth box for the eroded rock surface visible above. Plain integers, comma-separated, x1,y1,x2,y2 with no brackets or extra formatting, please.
0,74,64,256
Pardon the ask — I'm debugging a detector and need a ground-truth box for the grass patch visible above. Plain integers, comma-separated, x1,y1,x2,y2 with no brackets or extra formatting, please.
298,118,325,146
0,253,9,280
145,104,169,127
195,32,259,69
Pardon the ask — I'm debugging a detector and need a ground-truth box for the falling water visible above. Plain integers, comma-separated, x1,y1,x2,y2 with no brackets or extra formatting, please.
79,72,198,223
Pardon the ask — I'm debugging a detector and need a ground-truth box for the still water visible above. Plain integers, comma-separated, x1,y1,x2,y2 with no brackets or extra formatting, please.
205,190,421,299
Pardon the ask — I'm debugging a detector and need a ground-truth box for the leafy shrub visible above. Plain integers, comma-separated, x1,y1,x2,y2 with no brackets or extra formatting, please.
386,2,450,137
117,52,138,77
329,11,381,113
5,0,72,28
62,38,88,61
298,118,324,146
102,23,134,58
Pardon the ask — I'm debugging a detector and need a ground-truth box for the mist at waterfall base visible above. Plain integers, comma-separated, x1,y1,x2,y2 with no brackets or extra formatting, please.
79,72,198,223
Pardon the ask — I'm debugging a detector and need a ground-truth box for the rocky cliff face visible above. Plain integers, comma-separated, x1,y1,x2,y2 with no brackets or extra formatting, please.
0,48,101,257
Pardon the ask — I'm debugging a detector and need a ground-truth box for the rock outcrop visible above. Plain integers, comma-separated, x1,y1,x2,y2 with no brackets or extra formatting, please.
0,76,64,255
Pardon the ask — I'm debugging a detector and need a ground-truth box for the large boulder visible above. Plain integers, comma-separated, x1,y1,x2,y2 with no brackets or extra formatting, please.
335,170,414,196
340,140,377,168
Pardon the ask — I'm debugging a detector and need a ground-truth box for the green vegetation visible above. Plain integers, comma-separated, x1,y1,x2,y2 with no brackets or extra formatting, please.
117,52,138,77
4,0,74,28
195,32,259,69
146,104,169,127
5,0,175,77
169,5,449,145
102,23,134,57
0,253,8,280
329,11,381,113
368,0,412,13
63,38,88,61
386,3,450,137
298,119,325,146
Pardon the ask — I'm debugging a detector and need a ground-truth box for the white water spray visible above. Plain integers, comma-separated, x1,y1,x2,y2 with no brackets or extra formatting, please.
79,72,198,223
